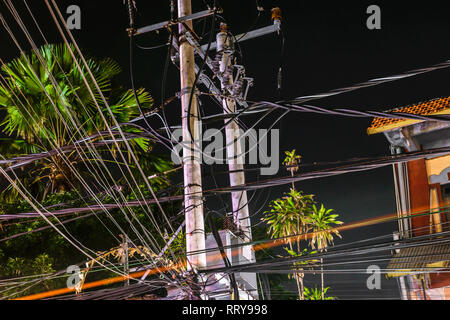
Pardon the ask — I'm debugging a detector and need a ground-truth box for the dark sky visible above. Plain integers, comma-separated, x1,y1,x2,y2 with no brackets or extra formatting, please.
1,0,449,299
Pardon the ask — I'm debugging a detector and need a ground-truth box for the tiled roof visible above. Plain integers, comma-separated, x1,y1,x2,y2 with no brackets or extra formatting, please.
367,96,450,135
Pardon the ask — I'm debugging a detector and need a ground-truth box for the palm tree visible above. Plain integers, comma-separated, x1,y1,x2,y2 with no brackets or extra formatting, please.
306,204,343,299
0,43,155,201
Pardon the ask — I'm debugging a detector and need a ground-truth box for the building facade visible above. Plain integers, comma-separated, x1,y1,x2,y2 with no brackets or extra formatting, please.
367,96,450,300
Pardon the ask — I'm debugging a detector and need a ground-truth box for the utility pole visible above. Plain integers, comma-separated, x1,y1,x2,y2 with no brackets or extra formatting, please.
177,0,206,270
132,3,283,298
216,23,253,262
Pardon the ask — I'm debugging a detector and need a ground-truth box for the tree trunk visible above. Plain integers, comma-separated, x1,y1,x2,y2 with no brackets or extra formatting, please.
289,242,303,300
299,274,304,300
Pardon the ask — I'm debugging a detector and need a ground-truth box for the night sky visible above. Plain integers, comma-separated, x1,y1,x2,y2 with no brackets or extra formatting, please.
1,0,449,299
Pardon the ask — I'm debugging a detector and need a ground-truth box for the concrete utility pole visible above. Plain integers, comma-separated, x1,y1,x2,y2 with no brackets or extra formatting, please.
216,23,253,262
178,0,206,270
133,3,282,297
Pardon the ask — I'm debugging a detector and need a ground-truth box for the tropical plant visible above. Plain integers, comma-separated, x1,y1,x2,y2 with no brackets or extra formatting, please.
262,148,344,300
262,188,315,299
307,204,343,299
263,189,315,246
0,43,156,201
303,286,336,300
282,149,302,189
0,44,182,298
284,247,320,300
169,229,186,258
2,257,28,277
262,150,309,300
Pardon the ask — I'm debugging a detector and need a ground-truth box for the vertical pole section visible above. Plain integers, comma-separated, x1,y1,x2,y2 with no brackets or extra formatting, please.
217,23,254,263
178,0,206,270
124,236,129,286
120,234,129,286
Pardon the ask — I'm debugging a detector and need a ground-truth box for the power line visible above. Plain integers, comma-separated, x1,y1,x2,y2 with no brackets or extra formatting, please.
2,146,449,221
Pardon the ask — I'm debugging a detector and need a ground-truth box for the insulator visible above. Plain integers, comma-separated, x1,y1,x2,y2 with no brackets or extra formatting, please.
223,65,233,78
212,60,220,74
214,52,223,64
213,52,223,75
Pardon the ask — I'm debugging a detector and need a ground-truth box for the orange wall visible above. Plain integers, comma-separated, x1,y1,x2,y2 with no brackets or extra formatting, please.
429,270,450,289
407,159,431,236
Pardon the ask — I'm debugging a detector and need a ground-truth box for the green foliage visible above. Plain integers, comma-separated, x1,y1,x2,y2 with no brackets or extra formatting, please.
169,230,186,258
303,287,336,300
0,44,153,144
0,43,157,202
261,186,343,252
307,204,343,251
3,257,28,277
261,149,344,300
0,45,183,298
1,254,54,278
284,247,318,268
262,188,315,244
0,190,89,215
31,254,55,275
0,254,61,298
282,149,302,175
0,189,182,298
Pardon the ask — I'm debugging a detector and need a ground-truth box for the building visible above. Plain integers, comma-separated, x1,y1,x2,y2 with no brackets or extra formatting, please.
367,96,450,300
203,226,258,300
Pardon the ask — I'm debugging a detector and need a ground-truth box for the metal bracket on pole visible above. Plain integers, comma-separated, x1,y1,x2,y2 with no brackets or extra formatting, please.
182,31,251,109
168,21,269,113
200,23,281,52
241,77,253,102
134,9,215,36
171,36,225,107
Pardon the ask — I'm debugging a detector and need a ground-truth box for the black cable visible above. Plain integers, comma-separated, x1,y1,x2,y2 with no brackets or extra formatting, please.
284,60,450,105
251,230,450,272
203,232,450,275
261,273,271,300
3,147,450,221
135,42,168,51
158,0,176,148
185,206,450,257
201,97,450,124
208,146,450,194
159,30,175,150
126,1,174,152
277,22,285,97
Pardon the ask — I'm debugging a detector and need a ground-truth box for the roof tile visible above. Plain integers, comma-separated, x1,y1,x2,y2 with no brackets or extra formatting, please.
367,96,450,133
